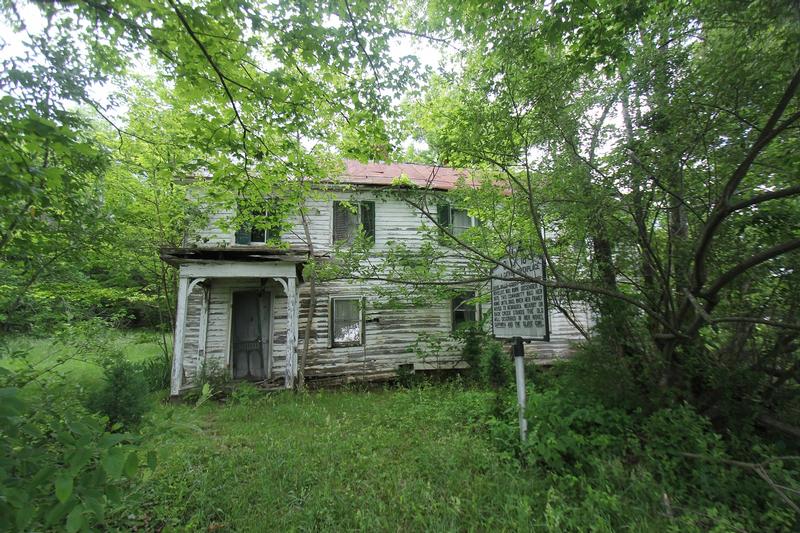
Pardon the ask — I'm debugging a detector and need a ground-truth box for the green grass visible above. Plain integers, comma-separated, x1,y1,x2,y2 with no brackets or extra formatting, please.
0,330,166,389
5,332,794,531
121,386,548,531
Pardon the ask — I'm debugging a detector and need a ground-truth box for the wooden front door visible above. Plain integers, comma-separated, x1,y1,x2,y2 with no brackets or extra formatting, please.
232,291,270,380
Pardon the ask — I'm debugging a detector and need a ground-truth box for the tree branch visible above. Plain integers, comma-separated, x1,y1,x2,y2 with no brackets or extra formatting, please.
703,238,800,299
691,66,800,292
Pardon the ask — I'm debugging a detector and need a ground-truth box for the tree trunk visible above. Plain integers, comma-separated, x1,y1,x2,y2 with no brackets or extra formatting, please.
297,206,316,392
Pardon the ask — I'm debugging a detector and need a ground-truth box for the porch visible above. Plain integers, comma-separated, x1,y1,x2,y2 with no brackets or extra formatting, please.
161,247,309,396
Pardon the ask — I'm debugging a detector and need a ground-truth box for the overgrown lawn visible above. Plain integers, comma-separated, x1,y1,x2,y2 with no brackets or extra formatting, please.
122,386,547,531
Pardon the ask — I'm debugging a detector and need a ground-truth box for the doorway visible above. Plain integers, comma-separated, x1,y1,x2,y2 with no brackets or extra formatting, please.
231,290,271,380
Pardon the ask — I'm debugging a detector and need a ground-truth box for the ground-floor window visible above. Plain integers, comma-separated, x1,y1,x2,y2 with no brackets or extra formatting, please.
329,297,364,347
452,292,478,331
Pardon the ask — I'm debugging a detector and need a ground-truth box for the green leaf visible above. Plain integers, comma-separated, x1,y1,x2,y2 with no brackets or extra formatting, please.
101,447,126,480
55,475,73,503
15,504,33,530
106,485,121,504
124,451,139,478
66,505,84,533
146,450,158,470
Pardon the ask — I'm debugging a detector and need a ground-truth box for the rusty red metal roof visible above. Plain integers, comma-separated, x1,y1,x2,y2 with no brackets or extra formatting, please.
338,159,476,191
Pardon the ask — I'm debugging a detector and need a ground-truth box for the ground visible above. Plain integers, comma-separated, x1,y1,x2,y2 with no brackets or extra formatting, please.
124,386,543,531
3,332,794,532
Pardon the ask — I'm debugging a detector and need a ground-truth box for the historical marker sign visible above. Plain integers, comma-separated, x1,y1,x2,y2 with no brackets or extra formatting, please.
491,257,549,341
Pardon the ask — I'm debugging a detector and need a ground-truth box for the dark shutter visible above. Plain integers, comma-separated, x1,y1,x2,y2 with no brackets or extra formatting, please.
360,201,375,240
437,204,451,228
235,228,251,245
333,201,356,243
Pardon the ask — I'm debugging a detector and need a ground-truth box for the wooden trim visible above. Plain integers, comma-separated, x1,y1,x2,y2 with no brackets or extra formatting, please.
361,296,367,346
170,276,190,396
182,261,297,278
225,287,234,375
329,295,365,348
268,290,275,379
197,284,210,368
327,297,333,349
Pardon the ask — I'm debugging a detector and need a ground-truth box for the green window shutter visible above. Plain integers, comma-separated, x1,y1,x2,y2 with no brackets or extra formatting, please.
360,201,375,240
437,204,451,228
333,201,358,243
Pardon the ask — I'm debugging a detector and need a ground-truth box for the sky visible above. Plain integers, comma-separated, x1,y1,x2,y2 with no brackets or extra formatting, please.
0,2,445,123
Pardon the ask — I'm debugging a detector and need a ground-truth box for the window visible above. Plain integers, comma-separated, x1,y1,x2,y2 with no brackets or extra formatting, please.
329,297,365,347
333,201,375,244
452,292,478,331
235,206,281,245
437,204,475,237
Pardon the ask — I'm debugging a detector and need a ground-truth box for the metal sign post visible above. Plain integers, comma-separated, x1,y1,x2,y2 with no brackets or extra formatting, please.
512,336,527,442
490,256,549,444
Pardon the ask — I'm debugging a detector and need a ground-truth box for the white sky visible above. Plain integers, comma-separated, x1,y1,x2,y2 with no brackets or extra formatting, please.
0,3,445,124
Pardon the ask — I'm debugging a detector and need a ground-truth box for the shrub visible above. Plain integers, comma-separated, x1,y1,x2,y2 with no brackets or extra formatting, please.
87,360,150,429
482,339,511,390
228,382,262,406
133,354,171,392
395,364,418,388
458,323,484,382
0,378,150,531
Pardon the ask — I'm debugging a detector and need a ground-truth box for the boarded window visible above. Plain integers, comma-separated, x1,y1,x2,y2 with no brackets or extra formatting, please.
333,201,375,243
452,292,478,331
330,297,364,347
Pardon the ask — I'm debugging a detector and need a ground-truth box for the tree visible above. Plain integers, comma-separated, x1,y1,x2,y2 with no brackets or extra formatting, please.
0,0,418,386
332,0,800,427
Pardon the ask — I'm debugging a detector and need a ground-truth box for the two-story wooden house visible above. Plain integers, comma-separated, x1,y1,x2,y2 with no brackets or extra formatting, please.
162,160,592,396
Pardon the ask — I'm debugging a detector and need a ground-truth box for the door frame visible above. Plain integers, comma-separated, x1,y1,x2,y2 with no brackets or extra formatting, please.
228,287,274,380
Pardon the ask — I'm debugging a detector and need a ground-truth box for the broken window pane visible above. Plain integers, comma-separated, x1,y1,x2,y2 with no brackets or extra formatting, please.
451,208,472,237
332,298,362,346
333,201,375,243
452,292,477,331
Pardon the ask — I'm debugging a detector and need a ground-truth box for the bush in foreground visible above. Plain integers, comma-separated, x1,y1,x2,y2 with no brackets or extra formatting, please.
0,383,149,532
87,360,150,429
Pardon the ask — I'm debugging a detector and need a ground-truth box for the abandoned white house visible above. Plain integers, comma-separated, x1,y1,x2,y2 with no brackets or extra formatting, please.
162,160,592,396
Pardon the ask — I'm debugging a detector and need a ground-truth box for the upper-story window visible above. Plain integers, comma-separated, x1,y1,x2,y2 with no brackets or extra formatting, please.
235,205,281,245
333,200,375,244
437,204,476,237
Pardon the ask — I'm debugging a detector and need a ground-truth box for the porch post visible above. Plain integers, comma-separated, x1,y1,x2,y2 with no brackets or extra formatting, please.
197,285,210,368
284,276,298,389
170,275,190,397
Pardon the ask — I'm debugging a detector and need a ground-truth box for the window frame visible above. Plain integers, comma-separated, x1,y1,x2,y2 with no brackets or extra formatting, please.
234,203,282,245
437,204,477,237
451,291,479,332
328,296,366,348
332,200,376,245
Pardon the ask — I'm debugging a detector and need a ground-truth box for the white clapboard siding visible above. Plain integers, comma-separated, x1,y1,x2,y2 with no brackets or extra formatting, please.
191,190,432,252
525,302,595,363
175,186,593,389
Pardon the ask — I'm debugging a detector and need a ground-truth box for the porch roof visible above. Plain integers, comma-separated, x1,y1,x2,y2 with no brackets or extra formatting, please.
159,246,320,281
